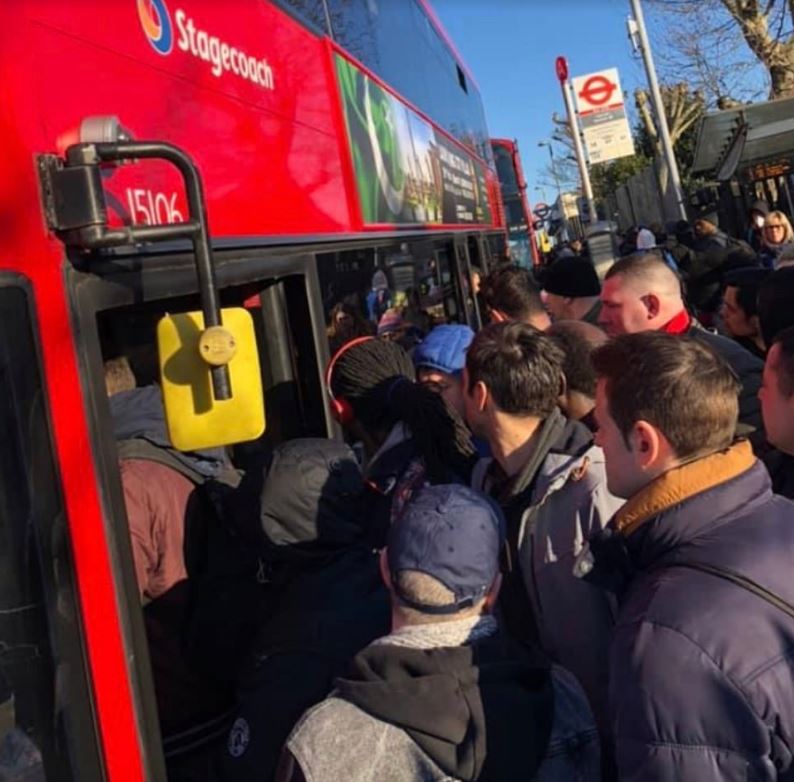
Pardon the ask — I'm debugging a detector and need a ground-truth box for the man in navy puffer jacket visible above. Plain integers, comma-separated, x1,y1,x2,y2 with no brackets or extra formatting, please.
579,331,794,781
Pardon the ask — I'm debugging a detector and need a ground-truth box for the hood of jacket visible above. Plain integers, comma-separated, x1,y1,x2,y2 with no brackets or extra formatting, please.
228,438,370,564
335,634,553,782
488,407,597,510
109,385,226,480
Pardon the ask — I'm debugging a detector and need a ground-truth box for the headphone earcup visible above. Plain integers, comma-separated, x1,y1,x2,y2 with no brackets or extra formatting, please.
331,397,354,426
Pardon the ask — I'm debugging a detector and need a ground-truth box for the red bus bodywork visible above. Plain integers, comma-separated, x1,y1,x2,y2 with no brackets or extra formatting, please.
0,2,501,779
491,138,539,266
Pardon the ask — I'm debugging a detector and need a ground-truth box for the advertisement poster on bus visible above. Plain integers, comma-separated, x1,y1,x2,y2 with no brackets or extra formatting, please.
335,54,492,227
572,67,635,164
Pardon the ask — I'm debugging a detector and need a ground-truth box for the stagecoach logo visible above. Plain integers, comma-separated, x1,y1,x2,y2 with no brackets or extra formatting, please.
136,0,275,90
138,0,173,55
228,717,250,758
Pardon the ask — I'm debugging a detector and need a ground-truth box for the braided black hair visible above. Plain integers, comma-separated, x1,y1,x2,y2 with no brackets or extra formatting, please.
330,338,476,483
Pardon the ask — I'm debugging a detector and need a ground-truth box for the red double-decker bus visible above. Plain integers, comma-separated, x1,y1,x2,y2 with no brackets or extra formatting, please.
0,2,502,779
491,138,539,268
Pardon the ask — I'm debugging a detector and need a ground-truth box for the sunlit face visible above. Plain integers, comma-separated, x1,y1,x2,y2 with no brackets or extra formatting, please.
599,275,649,336
462,367,487,439
759,344,794,455
540,290,568,321
721,286,756,338
763,218,787,247
593,379,646,498
418,368,465,418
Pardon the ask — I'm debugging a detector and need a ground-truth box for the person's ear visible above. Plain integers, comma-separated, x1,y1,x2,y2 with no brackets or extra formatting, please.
558,371,568,399
641,293,661,319
473,380,489,413
483,573,502,613
379,549,392,590
630,419,663,468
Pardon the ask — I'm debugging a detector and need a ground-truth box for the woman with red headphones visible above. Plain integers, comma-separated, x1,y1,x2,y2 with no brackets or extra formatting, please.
325,336,476,545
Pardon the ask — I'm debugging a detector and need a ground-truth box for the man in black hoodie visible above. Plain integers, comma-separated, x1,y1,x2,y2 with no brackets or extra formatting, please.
277,484,600,782
218,439,390,782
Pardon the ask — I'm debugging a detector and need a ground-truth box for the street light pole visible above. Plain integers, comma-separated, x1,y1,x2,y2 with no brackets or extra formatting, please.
628,0,688,220
539,141,562,204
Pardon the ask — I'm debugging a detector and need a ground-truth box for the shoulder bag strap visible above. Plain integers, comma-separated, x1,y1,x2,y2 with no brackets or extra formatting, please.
661,561,794,620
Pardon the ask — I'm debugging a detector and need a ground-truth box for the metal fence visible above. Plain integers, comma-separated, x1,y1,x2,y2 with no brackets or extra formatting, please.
606,156,680,231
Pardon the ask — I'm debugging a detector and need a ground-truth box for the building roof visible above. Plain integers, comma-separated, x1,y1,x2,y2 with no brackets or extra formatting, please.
691,96,794,180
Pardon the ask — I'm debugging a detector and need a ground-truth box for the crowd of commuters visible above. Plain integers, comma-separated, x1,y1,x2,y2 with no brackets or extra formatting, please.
109,197,794,781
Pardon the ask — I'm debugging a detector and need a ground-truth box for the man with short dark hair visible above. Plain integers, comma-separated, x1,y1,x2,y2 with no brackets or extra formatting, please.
464,321,623,738
760,325,794,499
599,253,763,434
540,256,602,324
547,320,607,430
721,267,769,359
478,264,550,329
582,331,794,780
277,485,600,782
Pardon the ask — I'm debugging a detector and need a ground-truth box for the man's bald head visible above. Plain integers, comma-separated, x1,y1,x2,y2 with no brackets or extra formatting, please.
605,254,683,298
599,254,686,336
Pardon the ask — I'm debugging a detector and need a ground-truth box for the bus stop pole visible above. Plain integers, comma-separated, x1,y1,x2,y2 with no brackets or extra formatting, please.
556,57,598,227
629,0,688,221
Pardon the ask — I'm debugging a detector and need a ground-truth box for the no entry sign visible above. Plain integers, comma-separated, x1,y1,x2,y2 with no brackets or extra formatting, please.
571,67,635,164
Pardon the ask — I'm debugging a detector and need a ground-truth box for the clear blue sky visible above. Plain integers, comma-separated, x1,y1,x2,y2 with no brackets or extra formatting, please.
433,0,650,207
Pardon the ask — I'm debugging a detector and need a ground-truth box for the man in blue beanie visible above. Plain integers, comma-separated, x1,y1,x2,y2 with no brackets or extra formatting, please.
413,324,475,418
414,325,490,457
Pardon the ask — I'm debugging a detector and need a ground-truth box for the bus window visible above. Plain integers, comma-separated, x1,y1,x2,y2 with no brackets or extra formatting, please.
434,245,462,324
97,275,326,467
0,279,102,781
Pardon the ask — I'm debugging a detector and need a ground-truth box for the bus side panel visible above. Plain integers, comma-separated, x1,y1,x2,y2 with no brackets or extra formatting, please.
20,0,354,236
0,11,151,782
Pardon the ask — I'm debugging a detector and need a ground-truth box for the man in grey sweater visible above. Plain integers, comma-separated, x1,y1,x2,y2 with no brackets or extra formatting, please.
276,485,601,782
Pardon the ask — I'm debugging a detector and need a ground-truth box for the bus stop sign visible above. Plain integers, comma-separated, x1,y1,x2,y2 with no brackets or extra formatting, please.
533,203,551,219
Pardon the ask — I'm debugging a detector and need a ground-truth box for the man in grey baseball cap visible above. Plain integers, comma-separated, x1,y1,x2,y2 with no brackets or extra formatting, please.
277,485,601,782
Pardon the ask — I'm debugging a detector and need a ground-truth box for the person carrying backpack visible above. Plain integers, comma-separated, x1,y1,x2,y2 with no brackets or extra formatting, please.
218,439,390,782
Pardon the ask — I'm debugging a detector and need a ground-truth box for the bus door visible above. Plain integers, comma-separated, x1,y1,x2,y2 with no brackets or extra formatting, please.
0,275,105,781
451,237,479,329
40,137,331,778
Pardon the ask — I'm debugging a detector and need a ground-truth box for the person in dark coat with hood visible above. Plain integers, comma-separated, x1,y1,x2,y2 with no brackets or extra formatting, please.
580,332,794,780
278,484,601,782
105,359,234,741
218,439,390,782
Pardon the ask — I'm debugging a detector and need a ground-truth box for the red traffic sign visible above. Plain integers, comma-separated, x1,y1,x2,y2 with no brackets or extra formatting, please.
555,56,568,83
578,74,618,108
533,203,551,219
